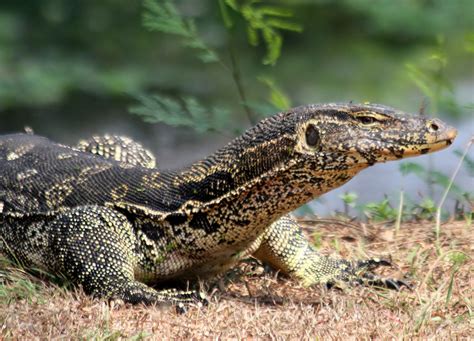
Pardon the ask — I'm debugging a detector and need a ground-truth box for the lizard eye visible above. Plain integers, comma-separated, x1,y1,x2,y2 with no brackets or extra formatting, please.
357,115,378,125
305,124,320,147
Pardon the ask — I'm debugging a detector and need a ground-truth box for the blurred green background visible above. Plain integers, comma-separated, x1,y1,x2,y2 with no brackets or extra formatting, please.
0,0,472,214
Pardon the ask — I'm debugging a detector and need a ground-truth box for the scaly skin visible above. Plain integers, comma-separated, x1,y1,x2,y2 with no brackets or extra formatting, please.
0,103,457,307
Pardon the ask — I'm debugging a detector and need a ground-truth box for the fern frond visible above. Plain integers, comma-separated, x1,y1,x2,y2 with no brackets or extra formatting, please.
143,0,219,63
224,0,303,65
129,93,234,134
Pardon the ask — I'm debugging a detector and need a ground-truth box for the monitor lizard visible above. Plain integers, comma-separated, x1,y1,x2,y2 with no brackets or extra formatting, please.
0,103,457,310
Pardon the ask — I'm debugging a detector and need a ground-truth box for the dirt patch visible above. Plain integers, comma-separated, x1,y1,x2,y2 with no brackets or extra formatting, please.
1,220,472,339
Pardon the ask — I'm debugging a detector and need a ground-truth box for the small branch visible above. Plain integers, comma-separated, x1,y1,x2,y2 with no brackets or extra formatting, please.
229,44,256,125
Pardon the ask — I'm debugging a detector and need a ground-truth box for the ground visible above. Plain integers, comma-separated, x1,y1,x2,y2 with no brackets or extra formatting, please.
1,219,472,340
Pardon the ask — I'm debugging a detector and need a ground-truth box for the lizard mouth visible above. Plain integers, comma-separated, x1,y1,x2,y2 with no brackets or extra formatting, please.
402,127,458,156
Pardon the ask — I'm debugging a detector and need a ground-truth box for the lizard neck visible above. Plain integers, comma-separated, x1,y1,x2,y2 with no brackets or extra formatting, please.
166,121,367,250
185,155,364,242
176,132,296,204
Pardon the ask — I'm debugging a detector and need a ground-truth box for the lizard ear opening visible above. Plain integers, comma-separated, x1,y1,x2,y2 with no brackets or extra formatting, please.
305,124,320,148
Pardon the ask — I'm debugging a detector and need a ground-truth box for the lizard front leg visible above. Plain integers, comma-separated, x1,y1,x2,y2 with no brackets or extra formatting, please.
47,205,204,307
253,215,409,289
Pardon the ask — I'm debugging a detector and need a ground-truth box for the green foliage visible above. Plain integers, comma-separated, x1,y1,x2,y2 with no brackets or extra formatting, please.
405,37,461,116
336,191,464,222
130,94,235,134
362,198,398,222
132,0,300,134
243,101,280,118
0,0,472,115
0,1,155,109
339,192,358,207
0,277,42,304
398,162,426,177
447,251,469,267
0,55,147,108
257,76,292,111
311,231,323,249
0,257,44,304
411,198,437,221
142,0,219,63
222,0,302,65
339,191,358,216
141,0,303,67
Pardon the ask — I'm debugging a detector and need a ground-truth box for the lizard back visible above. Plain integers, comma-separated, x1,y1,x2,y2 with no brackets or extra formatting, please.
0,134,181,216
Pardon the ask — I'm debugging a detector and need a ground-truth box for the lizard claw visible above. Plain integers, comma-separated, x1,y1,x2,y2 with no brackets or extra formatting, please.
174,291,208,314
175,302,188,314
325,258,413,291
192,291,209,307
356,258,413,290
379,277,413,291
359,271,413,291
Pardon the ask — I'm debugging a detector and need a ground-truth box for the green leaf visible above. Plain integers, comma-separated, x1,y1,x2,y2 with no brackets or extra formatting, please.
266,18,303,32
219,0,234,28
262,29,282,65
224,0,239,11
363,199,397,222
247,26,259,46
142,0,220,64
259,6,293,18
224,1,302,65
129,93,233,134
447,251,469,266
405,39,462,117
258,76,291,110
339,192,358,207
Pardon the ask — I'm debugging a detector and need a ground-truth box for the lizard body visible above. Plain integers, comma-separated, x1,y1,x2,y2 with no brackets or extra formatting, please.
0,103,457,307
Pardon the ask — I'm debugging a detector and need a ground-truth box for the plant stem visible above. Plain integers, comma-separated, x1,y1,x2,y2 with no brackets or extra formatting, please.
229,44,256,125
395,189,404,238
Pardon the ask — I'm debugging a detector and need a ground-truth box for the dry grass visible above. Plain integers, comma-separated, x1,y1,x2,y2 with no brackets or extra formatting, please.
1,219,473,340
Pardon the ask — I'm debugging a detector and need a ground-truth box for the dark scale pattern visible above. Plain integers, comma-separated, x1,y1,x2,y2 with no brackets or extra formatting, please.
0,103,457,307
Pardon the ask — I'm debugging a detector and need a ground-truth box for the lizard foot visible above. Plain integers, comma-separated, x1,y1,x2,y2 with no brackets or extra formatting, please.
336,257,412,290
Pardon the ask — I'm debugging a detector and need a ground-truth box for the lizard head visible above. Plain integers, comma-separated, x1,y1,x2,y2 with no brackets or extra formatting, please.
290,103,457,168
185,102,456,208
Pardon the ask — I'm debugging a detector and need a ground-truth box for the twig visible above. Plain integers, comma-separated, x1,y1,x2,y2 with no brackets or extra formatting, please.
229,44,256,125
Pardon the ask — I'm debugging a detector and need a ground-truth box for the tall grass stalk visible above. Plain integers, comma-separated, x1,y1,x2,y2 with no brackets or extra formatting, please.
435,137,473,254
395,189,404,238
